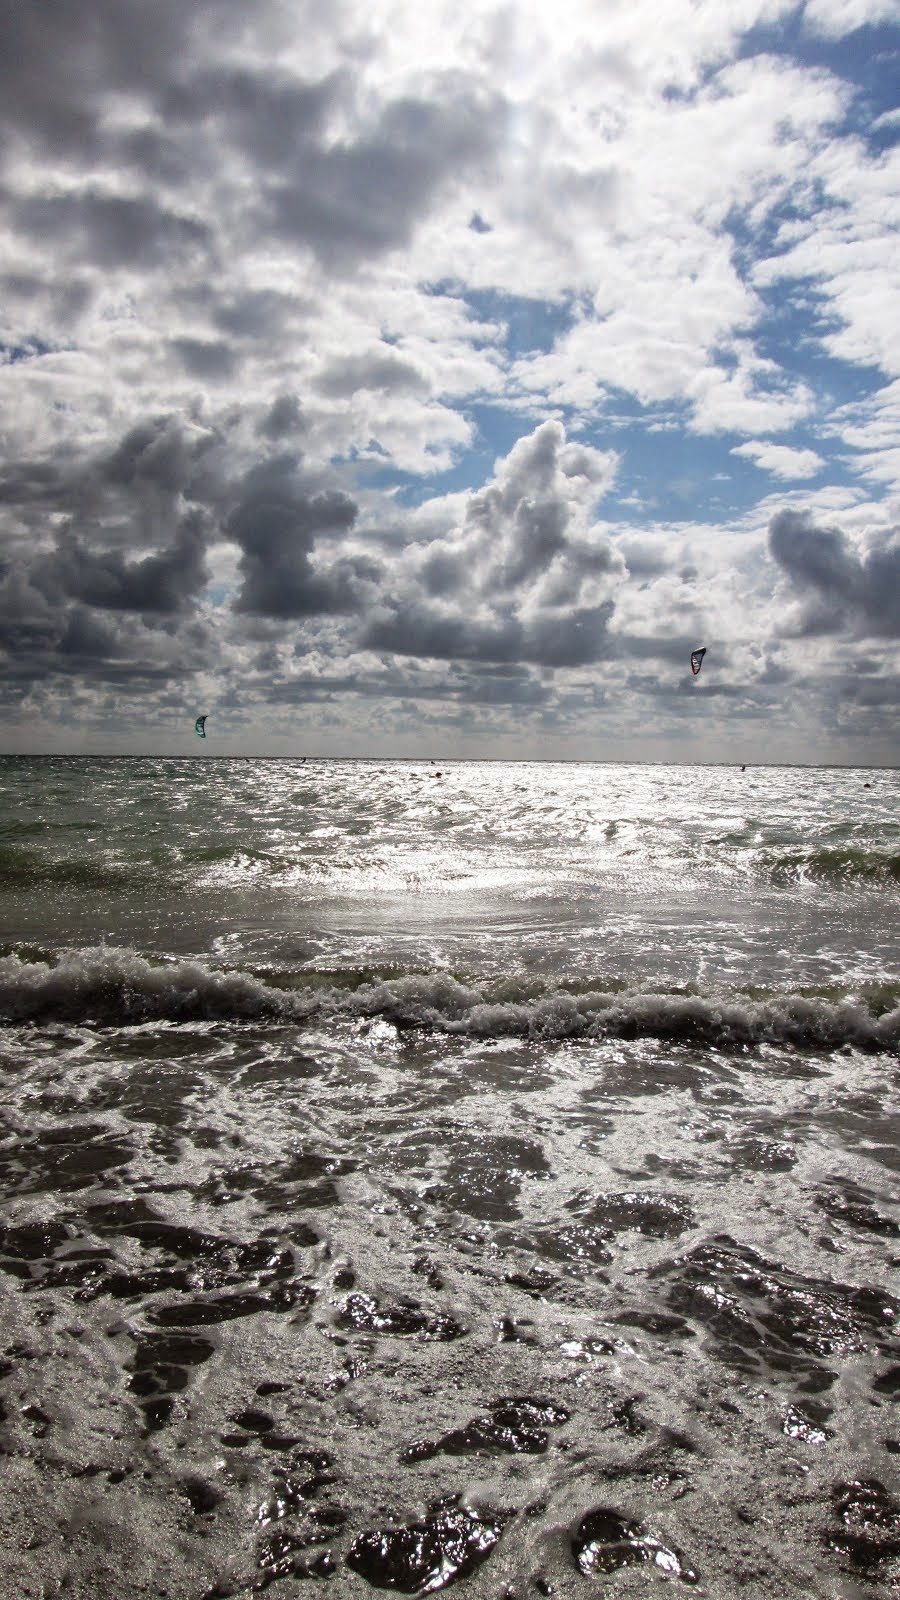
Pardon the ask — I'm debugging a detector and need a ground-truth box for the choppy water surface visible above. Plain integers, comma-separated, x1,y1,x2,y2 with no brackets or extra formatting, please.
0,757,897,1599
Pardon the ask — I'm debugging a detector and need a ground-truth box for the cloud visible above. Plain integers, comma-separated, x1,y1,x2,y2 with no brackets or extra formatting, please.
15,190,212,273
356,422,623,671
227,457,369,618
0,0,897,759
0,409,224,698
49,512,209,615
314,350,429,400
751,134,900,383
768,507,900,635
171,338,237,381
153,60,505,273
826,379,900,488
257,394,305,441
802,0,900,37
463,422,619,591
732,440,826,478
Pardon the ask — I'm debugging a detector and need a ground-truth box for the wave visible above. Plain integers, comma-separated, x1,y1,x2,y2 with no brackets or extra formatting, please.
760,846,900,887
0,842,306,893
0,947,897,1050
2,834,898,895
0,845,144,891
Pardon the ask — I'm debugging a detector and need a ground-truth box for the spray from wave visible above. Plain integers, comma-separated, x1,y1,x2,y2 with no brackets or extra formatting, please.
0,947,897,1050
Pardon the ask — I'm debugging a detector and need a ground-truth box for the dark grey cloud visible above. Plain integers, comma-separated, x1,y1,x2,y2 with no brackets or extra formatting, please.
171,338,236,381
1,0,502,313
538,540,620,606
0,0,245,159
257,394,305,441
467,425,570,589
0,572,58,661
0,562,215,691
48,510,208,615
261,86,503,269
162,66,338,170
768,509,900,637
362,597,614,668
0,410,223,697
0,458,67,511
214,291,307,342
363,603,521,663
0,414,221,554
617,536,670,578
526,602,615,667
228,457,372,618
0,391,630,729
616,634,719,667
104,415,219,500
17,190,211,271
626,670,773,708
838,673,900,708
314,351,428,399
0,408,380,692
355,424,622,676
58,607,125,660
420,549,468,597
266,662,548,708
144,57,501,272
0,270,95,344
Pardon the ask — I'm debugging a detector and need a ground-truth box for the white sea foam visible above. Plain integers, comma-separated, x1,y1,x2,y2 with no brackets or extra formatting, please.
0,946,896,1049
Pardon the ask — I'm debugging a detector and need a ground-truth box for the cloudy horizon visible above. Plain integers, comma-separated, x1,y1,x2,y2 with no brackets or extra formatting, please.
1,0,898,764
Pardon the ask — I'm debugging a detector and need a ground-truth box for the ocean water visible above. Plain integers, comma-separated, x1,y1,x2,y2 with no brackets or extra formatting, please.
0,756,897,1600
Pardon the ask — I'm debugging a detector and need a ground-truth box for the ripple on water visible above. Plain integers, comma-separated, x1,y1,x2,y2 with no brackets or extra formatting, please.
346,1500,503,1593
423,1133,552,1222
567,1190,695,1239
147,1280,311,1326
495,1221,614,1268
0,1122,134,1193
815,1179,900,1238
336,1292,467,1340
571,1508,698,1583
653,1234,899,1382
726,1137,797,1172
782,1401,834,1444
826,1478,900,1572
126,1329,216,1433
401,1397,569,1463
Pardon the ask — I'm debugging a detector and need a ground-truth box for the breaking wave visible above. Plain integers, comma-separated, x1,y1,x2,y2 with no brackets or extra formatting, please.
0,947,897,1051
761,845,900,887
0,842,304,893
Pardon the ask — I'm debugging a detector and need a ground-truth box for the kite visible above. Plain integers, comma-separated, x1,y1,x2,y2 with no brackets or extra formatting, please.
690,648,706,676
195,715,208,738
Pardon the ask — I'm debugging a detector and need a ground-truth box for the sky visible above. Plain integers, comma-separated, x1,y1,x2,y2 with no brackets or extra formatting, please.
1,0,898,763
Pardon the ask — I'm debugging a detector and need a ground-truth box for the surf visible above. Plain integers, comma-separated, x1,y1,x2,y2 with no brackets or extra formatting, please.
0,945,896,1049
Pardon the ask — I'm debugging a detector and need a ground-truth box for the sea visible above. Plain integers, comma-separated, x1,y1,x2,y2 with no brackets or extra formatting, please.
0,755,897,1600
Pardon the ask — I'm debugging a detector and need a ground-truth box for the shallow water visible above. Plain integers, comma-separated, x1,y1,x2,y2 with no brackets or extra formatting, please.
0,758,897,1598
